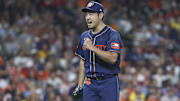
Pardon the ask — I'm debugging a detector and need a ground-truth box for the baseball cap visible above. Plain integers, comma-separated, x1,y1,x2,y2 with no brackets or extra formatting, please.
82,1,104,13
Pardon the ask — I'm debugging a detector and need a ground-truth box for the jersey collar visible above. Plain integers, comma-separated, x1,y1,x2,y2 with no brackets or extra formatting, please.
89,25,109,37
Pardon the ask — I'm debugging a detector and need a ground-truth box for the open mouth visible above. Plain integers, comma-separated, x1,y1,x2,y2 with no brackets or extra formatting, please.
87,21,92,24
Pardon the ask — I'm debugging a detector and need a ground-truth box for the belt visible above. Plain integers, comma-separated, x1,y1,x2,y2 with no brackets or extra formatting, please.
86,73,118,80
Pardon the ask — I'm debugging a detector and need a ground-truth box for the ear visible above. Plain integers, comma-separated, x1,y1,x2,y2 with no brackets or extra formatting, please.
99,13,104,20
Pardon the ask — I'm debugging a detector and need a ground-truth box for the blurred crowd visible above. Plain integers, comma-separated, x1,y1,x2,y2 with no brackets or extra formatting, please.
0,0,179,101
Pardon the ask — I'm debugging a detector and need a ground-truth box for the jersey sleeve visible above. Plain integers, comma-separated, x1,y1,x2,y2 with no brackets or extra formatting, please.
107,31,123,54
75,36,85,60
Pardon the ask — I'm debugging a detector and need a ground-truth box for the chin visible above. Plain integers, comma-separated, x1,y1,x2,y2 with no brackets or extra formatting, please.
87,25,95,29
87,26,93,29
88,26,93,29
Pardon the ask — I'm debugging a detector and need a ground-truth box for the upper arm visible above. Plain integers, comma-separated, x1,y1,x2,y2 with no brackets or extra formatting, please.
107,31,123,54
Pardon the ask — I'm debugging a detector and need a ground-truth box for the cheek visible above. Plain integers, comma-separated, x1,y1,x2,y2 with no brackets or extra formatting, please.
85,16,88,21
92,16,99,23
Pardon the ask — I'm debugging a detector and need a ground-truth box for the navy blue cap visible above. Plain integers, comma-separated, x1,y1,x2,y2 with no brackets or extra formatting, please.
82,1,104,13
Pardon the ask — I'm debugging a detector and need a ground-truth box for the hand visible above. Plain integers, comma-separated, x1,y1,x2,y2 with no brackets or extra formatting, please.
83,38,94,50
72,86,83,98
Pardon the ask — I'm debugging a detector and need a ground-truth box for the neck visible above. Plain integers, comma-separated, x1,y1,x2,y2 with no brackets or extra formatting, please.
92,22,106,34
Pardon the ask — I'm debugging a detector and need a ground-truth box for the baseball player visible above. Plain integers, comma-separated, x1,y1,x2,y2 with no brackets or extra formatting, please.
73,1,123,101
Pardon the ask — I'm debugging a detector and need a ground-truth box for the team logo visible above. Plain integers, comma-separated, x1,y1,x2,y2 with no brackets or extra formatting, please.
96,45,107,50
111,42,120,49
87,2,94,7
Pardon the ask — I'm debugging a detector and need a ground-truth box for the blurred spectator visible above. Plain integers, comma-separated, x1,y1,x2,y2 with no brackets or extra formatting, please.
0,0,179,101
160,88,178,101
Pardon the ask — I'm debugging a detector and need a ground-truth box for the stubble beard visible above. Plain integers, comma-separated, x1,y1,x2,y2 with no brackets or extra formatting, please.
87,22,98,30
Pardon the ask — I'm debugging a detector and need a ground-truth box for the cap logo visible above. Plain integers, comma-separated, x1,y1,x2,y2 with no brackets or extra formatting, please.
87,2,94,7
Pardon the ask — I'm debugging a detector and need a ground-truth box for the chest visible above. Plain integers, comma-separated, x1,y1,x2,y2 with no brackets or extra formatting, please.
91,33,109,51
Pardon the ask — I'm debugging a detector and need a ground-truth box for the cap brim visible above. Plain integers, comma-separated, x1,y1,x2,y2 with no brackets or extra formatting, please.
82,8,97,12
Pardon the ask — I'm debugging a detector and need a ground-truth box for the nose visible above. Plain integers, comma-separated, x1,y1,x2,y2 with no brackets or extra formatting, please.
85,13,90,20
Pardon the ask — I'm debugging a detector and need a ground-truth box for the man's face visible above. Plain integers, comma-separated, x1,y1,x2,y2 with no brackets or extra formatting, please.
85,12,100,29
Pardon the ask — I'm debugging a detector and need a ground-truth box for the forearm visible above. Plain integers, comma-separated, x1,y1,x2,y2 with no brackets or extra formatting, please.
78,59,85,87
83,38,118,64
91,47,118,64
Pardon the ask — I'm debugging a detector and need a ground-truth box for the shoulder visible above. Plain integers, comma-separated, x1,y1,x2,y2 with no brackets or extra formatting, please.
80,30,90,38
107,27,124,46
108,27,121,37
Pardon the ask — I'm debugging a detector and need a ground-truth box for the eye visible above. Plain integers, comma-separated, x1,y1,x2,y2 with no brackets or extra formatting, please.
89,13,93,15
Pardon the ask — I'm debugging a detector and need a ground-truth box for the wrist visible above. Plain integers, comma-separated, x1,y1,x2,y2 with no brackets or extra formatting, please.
91,46,96,52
